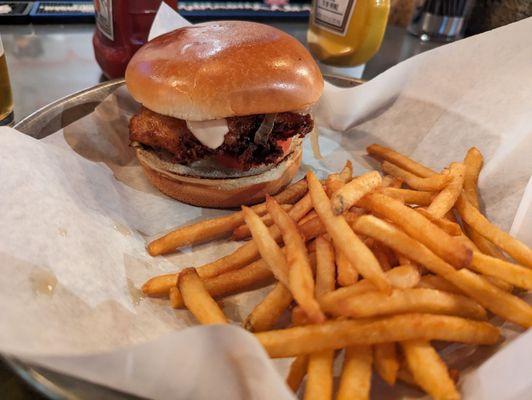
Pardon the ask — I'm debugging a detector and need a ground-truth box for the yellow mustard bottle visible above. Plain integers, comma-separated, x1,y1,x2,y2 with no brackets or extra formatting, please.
308,0,390,66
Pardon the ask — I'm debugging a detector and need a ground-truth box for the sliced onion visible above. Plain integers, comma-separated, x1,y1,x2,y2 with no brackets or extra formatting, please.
254,113,277,145
310,125,323,159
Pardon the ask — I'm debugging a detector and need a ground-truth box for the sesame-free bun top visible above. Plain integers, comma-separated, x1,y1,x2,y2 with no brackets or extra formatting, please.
125,21,324,121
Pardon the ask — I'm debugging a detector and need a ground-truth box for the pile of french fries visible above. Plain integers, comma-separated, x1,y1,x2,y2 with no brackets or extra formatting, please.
142,144,532,400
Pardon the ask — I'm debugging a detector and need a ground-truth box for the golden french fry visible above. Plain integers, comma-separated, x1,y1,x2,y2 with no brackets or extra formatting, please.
255,314,500,358
455,194,532,268
334,240,359,286
401,340,460,400
231,204,292,240
426,162,466,218
371,241,393,271
337,346,373,400
376,187,435,206
331,171,382,215
358,193,472,268
463,147,483,208
340,160,354,182
298,210,319,226
147,180,307,256
291,305,311,326
469,251,532,289
466,225,507,260
315,236,336,297
169,259,274,307
147,211,253,256
244,282,293,332
267,196,325,323
195,193,315,280
330,288,486,320
242,206,289,285
307,171,391,293
382,175,403,188
381,161,450,191
415,207,462,236
304,350,334,400
367,144,436,178
353,215,532,327
416,275,463,295
374,342,399,386
142,273,179,297
320,265,420,311
286,355,309,393
178,268,227,325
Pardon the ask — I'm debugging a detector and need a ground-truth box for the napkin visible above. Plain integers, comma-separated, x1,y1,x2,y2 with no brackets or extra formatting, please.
0,5,530,399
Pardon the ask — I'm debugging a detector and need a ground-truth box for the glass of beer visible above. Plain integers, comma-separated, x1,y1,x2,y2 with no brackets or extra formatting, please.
0,35,14,126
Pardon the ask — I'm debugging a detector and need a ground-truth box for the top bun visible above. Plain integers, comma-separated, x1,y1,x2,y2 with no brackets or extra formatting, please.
125,21,324,121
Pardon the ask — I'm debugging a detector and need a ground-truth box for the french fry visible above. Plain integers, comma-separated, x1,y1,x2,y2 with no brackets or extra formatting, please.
325,161,353,196
307,171,391,293
330,288,487,320
266,196,325,323
377,187,435,206
319,265,420,311
331,171,382,215
381,161,450,191
416,275,463,295
304,350,334,400
178,268,227,325
415,207,462,236
461,149,508,260
170,259,275,306
147,180,307,255
455,194,532,268
244,282,293,332
374,342,399,386
242,206,289,285
286,355,309,393
255,313,500,358
353,215,532,327
142,273,179,297
147,211,256,256
426,162,466,218
463,147,483,208
315,236,336,297
371,241,393,271
298,210,319,226
469,251,532,289
337,346,373,400
194,193,315,280
382,175,403,188
291,305,311,326
401,340,460,400
466,225,507,260
358,193,472,268
367,144,436,178
334,240,359,286
231,204,292,240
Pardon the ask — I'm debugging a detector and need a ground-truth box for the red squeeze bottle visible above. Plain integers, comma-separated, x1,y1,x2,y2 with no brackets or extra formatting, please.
93,0,178,79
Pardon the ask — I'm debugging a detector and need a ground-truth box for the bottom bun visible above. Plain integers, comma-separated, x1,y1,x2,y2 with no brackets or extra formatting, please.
136,145,302,208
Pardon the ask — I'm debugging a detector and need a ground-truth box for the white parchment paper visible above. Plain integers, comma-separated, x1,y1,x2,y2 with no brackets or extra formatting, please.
0,5,530,399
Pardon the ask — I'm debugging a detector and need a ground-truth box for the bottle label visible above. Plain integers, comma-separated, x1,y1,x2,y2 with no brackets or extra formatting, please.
95,0,114,41
314,0,357,36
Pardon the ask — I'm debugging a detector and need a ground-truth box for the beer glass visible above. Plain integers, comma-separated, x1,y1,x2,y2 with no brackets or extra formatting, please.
0,35,14,126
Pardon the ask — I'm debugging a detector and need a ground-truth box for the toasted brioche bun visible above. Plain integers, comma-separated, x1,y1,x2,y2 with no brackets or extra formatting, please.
125,21,323,121
136,144,302,208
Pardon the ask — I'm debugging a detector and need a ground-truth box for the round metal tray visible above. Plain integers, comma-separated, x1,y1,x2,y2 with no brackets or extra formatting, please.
8,74,363,400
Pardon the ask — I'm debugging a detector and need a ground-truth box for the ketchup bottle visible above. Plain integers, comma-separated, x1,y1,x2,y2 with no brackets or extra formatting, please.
93,0,178,79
